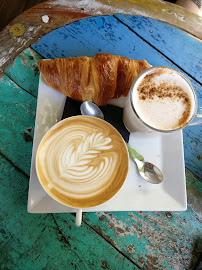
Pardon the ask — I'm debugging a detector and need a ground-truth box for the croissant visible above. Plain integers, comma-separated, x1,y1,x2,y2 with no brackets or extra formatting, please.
38,53,151,106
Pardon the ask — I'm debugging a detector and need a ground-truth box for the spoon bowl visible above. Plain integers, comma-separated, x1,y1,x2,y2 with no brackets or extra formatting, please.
132,157,163,184
80,101,104,120
80,101,163,184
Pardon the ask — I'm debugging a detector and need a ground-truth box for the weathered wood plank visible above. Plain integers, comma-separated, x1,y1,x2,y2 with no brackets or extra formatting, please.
20,0,202,38
30,15,202,102
0,9,201,270
0,0,202,75
30,15,202,178
0,154,139,270
186,168,202,214
115,14,202,83
5,47,43,97
83,168,202,269
0,75,37,176
183,125,202,180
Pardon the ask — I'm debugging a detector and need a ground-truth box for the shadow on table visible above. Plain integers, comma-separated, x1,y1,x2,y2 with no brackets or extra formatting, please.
188,238,202,270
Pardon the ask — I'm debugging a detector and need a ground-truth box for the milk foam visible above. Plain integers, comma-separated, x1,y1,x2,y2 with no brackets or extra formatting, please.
36,116,129,208
132,68,195,130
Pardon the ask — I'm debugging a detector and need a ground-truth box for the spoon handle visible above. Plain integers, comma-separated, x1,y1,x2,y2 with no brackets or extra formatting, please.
126,143,144,161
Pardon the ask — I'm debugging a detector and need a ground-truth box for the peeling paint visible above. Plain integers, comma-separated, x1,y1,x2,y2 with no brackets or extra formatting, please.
42,15,50,23
94,210,201,269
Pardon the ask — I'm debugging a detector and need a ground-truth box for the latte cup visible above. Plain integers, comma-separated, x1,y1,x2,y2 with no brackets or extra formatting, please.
123,66,202,134
36,115,129,226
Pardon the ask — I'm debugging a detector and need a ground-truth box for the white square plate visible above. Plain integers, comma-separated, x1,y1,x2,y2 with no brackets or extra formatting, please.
27,75,187,213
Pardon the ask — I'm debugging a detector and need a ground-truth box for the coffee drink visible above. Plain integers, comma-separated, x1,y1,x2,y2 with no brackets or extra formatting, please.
123,67,195,132
36,115,129,208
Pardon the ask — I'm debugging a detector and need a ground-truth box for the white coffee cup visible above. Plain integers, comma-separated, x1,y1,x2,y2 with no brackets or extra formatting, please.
123,66,202,134
36,115,129,226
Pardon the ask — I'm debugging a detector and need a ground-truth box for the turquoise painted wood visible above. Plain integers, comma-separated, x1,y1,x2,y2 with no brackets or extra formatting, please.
1,15,202,270
0,75,37,176
0,155,138,270
115,15,202,83
83,168,202,270
31,15,202,179
5,47,43,97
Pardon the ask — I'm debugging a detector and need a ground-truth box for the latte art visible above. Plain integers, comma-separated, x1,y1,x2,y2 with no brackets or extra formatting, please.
36,116,129,208
59,132,113,179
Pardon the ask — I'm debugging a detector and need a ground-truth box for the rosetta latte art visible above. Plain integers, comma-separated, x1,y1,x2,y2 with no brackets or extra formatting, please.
59,132,113,181
36,116,129,208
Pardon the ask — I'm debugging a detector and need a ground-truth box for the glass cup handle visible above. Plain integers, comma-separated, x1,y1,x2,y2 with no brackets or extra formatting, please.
188,106,202,126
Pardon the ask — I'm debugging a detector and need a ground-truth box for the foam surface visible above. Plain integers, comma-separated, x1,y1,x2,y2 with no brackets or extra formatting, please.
36,116,129,208
132,68,195,130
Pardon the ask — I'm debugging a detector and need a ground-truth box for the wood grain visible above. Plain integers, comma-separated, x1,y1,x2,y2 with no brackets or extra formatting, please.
30,15,202,178
0,14,201,270
83,187,202,269
0,154,139,270
0,140,201,269
115,14,202,83
0,75,37,176
2,16,201,178
5,47,43,97
0,0,201,75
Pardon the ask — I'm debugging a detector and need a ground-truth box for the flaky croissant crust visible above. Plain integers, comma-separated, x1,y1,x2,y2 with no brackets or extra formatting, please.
38,53,151,105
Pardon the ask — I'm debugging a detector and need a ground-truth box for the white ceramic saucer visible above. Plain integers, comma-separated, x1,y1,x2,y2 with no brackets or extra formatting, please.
27,76,187,213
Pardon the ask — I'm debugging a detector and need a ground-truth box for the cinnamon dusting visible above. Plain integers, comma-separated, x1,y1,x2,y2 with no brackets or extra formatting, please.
137,69,192,129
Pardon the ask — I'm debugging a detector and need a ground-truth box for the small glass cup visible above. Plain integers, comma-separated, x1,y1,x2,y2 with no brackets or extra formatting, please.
123,66,202,134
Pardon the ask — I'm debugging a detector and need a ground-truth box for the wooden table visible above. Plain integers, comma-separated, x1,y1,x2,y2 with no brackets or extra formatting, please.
0,1,202,269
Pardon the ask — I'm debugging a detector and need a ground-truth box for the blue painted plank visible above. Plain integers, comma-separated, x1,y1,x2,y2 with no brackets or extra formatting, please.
183,125,202,179
115,14,202,83
31,15,201,104
31,15,202,178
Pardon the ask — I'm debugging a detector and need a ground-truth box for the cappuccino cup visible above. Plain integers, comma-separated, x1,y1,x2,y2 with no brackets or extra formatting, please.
123,66,202,133
36,115,129,226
